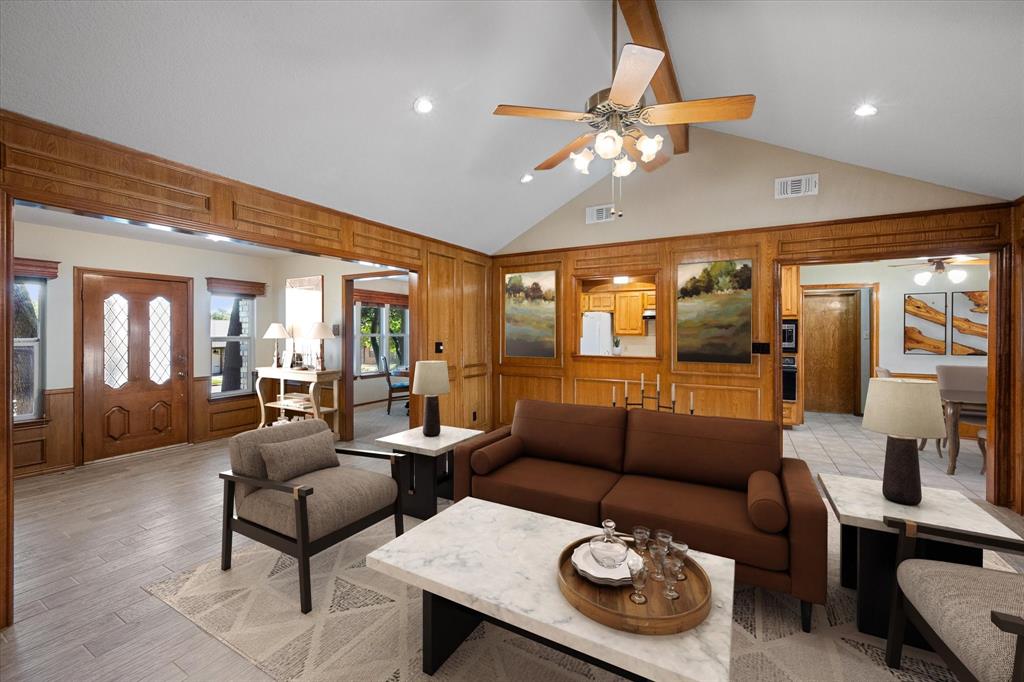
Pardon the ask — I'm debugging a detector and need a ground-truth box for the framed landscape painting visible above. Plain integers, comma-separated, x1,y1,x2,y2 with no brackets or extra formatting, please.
903,292,946,354
504,270,556,358
951,290,988,356
676,259,753,364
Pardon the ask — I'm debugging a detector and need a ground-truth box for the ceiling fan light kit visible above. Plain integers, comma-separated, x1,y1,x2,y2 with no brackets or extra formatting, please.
492,0,756,188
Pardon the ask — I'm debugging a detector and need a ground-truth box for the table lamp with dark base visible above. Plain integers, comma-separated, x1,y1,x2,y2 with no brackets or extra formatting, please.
413,360,450,438
863,378,947,506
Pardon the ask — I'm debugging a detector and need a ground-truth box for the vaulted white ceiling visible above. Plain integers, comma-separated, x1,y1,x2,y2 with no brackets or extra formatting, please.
1,1,1021,254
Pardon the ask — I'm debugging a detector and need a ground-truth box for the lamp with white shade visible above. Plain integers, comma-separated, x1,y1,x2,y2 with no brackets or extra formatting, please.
412,360,450,437
307,322,335,371
862,378,947,505
262,323,290,368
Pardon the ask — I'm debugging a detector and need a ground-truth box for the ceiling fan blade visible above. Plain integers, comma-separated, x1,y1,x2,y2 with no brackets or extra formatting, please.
493,104,595,123
535,132,595,171
609,43,665,108
622,135,670,172
949,257,989,265
639,95,756,126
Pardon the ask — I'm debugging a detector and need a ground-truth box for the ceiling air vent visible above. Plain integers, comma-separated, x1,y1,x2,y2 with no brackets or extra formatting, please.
774,173,819,199
586,204,616,224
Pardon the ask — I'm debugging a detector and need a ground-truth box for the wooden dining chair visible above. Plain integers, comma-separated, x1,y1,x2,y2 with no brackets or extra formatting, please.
382,356,409,415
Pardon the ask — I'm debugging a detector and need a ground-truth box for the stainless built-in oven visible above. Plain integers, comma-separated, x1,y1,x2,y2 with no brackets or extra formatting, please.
781,356,798,402
781,319,798,353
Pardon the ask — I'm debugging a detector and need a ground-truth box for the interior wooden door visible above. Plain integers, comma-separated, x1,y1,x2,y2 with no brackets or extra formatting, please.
81,272,190,461
803,292,858,414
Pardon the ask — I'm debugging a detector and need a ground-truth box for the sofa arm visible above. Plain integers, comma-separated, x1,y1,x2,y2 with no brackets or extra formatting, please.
472,435,523,476
454,426,512,501
780,458,827,605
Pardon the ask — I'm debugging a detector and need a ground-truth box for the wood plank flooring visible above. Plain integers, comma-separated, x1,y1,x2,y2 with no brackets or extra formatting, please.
2,440,273,681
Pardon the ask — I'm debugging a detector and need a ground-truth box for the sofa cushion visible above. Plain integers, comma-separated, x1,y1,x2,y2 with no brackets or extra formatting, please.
229,420,331,498
238,466,397,542
472,457,621,525
747,471,788,533
898,559,1024,682
260,429,339,482
471,435,524,475
601,475,789,572
623,410,780,490
510,399,626,472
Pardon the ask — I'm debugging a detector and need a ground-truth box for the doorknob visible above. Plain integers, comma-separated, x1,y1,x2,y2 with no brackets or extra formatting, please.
177,371,186,378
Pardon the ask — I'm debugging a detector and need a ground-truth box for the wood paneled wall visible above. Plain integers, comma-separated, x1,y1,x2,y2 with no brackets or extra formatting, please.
190,378,261,443
0,109,493,626
1012,196,1024,515
11,389,75,478
492,203,1018,506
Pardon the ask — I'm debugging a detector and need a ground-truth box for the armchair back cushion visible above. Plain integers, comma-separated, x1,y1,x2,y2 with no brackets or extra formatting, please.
510,399,627,472
229,420,331,498
260,429,339,482
624,410,781,490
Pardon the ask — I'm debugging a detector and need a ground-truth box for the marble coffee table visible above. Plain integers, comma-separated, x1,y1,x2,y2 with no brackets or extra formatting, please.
367,497,735,682
376,426,483,520
818,473,1021,643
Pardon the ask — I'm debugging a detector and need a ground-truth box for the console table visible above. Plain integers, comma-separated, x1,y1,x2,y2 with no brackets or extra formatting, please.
255,366,341,437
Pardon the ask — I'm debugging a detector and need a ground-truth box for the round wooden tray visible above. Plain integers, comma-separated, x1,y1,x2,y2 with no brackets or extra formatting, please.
556,536,712,635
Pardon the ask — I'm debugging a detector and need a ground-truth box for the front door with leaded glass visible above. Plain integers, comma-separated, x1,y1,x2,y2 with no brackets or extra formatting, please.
81,271,190,461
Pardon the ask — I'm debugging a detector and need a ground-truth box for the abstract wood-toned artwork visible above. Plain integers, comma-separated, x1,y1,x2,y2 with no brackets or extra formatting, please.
504,270,556,357
951,290,988,356
903,292,946,354
676,259,753,364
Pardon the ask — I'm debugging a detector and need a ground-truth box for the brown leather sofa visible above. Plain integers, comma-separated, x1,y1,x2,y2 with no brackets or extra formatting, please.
454,399,826,631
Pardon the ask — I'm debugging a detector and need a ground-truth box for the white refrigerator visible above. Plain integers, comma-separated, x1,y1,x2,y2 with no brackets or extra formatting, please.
580,311,613,355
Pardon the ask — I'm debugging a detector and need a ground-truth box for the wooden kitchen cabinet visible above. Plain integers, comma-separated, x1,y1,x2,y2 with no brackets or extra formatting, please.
642,291,657,310
589,292,615,312
613,292,645,335
781,265,800,317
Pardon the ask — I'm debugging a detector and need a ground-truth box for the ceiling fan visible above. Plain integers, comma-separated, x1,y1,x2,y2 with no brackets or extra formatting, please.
492,0,756,177
890,256,989,286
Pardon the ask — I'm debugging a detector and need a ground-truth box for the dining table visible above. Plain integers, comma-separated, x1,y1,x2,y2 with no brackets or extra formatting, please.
939,387,987,475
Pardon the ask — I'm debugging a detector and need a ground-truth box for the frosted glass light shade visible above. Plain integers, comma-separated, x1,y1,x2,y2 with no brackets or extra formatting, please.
862,378,946,439
612,156,636,177
307,322,334,339
594,130,623,159
570,148,594,174
947,269,967,284
913,271,932,286
636,133,663,162
412,361,450,396
263,322,290,339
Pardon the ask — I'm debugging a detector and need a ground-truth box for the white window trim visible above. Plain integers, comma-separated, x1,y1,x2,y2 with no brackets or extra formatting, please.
354,302,408,377
210,294,256,398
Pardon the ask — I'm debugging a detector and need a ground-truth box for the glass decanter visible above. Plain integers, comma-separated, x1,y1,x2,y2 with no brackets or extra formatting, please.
589,519,629,568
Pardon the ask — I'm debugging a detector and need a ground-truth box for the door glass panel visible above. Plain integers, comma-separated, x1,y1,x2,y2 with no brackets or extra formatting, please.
103,293,129,388
149,296,171,384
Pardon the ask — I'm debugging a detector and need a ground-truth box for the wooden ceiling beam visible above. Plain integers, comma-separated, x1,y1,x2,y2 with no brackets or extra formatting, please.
618,0,688,154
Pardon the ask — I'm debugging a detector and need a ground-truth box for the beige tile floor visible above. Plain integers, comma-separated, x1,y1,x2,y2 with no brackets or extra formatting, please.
786,411,988,499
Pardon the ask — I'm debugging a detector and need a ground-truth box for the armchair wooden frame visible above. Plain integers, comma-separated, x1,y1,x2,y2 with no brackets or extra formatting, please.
220,447,404,614
883,516,1024,682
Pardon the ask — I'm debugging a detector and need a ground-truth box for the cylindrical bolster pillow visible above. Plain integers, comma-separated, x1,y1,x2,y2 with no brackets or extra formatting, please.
471,436,523,475
747,470,789,533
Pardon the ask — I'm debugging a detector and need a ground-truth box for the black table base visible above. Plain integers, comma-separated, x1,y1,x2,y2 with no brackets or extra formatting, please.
840,523,982,648
393,450,454,520
421,591,649,680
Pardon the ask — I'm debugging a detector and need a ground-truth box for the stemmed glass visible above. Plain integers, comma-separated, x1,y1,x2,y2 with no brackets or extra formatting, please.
626,554,648,605
662,555,682,600
671,543,689,581
632,526,650,555
654,529,673,552
649,544,667,581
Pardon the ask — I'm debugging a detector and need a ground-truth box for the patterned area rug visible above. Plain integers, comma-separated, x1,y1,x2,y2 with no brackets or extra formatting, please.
146,513,1010,681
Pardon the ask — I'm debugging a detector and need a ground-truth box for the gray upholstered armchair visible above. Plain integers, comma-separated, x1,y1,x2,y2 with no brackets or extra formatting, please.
220,420,403,613
885,517,1024,682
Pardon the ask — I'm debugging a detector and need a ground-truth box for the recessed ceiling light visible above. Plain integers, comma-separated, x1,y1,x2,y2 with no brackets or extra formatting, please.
413,96,433,114
854,103,878,117
206,234,231,243
146,223,173,232
520,173,533,184
613,275,629,284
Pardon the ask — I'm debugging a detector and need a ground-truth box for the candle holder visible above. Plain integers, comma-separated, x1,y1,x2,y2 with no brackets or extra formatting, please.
612,382,677,413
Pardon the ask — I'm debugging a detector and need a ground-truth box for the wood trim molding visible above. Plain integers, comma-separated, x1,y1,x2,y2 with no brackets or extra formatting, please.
353,288,408,307
13,257,59,279
205,277,266,296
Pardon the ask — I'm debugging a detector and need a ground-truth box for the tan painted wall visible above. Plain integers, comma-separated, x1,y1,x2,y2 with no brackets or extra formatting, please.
498,128,999,254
